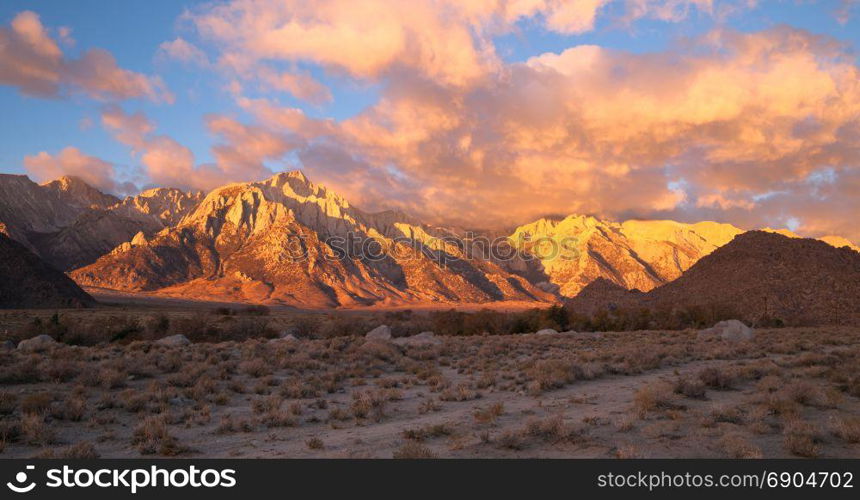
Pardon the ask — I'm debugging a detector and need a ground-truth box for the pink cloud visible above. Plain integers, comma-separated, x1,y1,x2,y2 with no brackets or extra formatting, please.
0,11,171,102
24,146,118,192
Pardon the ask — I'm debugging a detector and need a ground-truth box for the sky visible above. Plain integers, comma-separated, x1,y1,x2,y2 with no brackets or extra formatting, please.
1,0,859,241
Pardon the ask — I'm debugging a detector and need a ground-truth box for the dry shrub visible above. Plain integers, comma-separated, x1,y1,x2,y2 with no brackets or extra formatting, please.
783,419,820,458
440,384,479,402
131,417,185,456
830,416,860,443
632,383,678,418
673,377,706,399
20,393,53,415
0,391,17,415
710,404,744,424
719,433,763,458
524,415,585,443
402,423,452,441
252,395,283,415
393,441,437,459
100,367,127,390
239,359,271,378
698,367,736,390
496,430,525,450
306,437,324,450
61,441,100,458
473,402,505,425
21,413,55,445
615,445,643,459
55,396,86,421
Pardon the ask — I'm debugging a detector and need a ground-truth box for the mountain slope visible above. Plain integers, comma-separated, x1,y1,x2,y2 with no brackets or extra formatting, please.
72,172,553,307
0,175,202,270
500,215,744,297
0,233,94,309
567,231,860,325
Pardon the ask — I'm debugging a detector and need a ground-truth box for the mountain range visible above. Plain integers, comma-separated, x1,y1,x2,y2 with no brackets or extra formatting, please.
567,231,860,325
0,171,857,309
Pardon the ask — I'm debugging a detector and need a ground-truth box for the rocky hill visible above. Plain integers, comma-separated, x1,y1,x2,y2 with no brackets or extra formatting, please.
0,233,94,309
501,215,858,298
499,216,744,297
71,172,553,307
567,231,860,325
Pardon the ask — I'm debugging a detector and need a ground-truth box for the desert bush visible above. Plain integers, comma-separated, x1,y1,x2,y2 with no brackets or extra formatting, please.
61,441,100,458
783,419,821,458
20,393,53,415
132,417,185,456
632,383,678,418
830,416,860,443
673,377,706,399
719,433,763,459
0,392,17,415
393,441,437,459
21,413,55,445
698,367,736,390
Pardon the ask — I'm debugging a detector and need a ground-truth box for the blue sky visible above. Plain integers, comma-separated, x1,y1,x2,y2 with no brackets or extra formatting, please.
1,0,858,239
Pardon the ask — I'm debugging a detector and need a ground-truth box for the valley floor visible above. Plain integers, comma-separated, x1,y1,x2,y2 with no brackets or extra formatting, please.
0,326,859,458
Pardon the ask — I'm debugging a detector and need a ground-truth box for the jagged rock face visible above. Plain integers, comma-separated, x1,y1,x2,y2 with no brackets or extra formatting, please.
502,216,744,297
0,175,202,271
41,176,119,210
567,231,860,325
0,233,94,309
114,188,204,226
72,172,553,308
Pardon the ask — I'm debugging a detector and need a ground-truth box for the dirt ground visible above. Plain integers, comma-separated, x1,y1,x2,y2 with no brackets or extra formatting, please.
1,324,859,458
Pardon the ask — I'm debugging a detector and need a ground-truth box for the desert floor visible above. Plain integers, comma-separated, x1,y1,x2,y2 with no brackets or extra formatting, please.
1,319,859,458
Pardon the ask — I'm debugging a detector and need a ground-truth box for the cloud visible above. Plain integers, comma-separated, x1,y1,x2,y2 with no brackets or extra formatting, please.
100,105,299,191
157,37,210,67
0,11,171,102
24,146,118,192
258,68,332,105
198,26,859,239
185,0,721,91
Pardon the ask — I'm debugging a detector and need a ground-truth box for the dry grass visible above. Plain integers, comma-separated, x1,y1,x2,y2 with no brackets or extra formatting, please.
393,441,437,459
719,433,763,459
632,383,678,419
0,321,858,458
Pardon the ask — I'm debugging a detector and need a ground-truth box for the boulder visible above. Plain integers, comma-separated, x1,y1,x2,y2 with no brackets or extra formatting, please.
156,334,191,347
279,326,300,338
365,325,392,341
393,331,442,347
17,335,58,352
698,320,754,341
269,334,298,344
536,328,559,336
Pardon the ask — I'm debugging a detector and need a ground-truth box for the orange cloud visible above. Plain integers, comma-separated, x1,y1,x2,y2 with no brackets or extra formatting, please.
213,26,858,236
0,11,170,102
24,147,118,192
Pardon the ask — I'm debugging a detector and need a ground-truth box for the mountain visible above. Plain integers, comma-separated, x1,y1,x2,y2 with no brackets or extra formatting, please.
501,215,859,298
499,216,744,297
41,176,120,210
0,233,94,309
0,175,202,270
567,231,860,325
71,172,553,307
